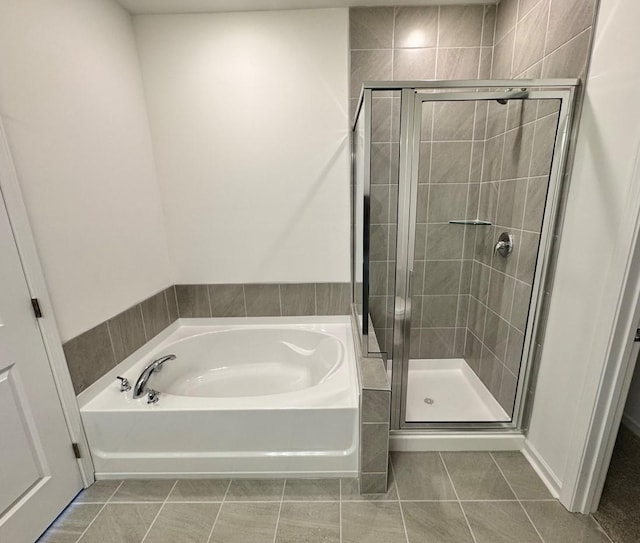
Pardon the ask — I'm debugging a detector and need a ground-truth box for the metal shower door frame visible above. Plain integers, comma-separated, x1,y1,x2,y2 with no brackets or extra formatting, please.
384,80,578,431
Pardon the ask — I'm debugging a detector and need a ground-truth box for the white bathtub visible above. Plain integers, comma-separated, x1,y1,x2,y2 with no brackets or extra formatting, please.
79,316,359,479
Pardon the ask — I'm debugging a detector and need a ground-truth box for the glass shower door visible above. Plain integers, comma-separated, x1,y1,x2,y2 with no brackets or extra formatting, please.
395,88,571,428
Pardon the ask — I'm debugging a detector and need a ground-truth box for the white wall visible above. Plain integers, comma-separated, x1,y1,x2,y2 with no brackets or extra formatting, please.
525,0,640,505
0,0,173,341
134,9,350,284
623,360,640,437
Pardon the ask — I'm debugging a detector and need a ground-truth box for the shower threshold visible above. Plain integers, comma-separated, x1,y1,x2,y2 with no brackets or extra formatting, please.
405,359,510,422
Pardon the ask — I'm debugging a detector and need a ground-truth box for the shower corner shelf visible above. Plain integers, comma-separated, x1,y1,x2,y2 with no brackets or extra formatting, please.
448,219,493,226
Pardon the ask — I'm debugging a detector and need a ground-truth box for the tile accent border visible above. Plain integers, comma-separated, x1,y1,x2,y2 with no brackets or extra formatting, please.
63,282,350,395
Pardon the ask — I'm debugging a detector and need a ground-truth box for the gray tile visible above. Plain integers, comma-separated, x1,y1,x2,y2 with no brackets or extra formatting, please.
371,97,392,143
487,100,509,139
428,184,468,224
359,357,390,390
471,261,491,304
492,30,515,78
479,347,504,398
341,502,406,543
225,479,284,501
275,502,339,543
341,476,397,500
546,0,596,54
371,143,391,184
38,504,102,543
462,501,542,543
107,305,151,362
361,424,389,473
210,503,279,543
530,115,558,177
465,330,483,376
501,124,535,182
369,224,389,261
513,0,549,76
542,29,591,80
516,231,540,284
439,5,484,47
507,99,538,131
403,501,474,543
433,102,476,142
168,479,230,501
523,177,549,232
420,328,455,358
145,503,219,543
111,479,175,502
467,297,486,342
499,369,518,415
208,284,246,317
426,224,464,260
370,184,390,224
280,284,316,316
175,284,211,318
244,284,281,317
505,326,525,375
394,7,438,48
483,309,510,362
140,291,170,340
482,137,505,183
495,0,518,43
362,389,390,423
315,283,350,315
424,261,461,296
349,7,394,50
457,296,470,327
422,296,458,328
359,473,389,495
441,452,515,500
164,286,178,322
436,48,481,80
491,452,551,499
431,142,472,184
487,270,515,321
511,280,532,333
391,452,457,500
522,501,611,543
77,503,160,543
393,48,437,80
482,5,496,46
283,479,340,501
496,179,527,230
63,323,116,395
75,480,121,503
350,50,392,99
416,183,429,221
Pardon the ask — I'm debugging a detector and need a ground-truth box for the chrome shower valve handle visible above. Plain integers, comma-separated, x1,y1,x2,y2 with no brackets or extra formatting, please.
494,232,514,257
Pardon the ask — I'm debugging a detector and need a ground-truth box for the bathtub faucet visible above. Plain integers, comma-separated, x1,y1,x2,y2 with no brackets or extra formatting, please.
133,354,176,399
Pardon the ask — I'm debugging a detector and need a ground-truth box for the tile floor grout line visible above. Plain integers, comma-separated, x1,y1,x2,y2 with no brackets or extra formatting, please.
205,480,232,543
389,459,411,543
140,480,178,543
439,453,479,543
489,452,545,543
272,480,286,543
74,481,124,543
590,514,614,543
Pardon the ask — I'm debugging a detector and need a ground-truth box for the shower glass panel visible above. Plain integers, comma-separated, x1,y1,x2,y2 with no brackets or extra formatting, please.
352,80,577,432
404,93,562,425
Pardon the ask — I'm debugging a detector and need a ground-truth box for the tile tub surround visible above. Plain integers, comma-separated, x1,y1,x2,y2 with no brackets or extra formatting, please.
63,283,350,395
39,452,613,543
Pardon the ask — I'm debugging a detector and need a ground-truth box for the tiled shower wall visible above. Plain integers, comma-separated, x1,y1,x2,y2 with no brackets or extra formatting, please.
351,1,598,399
350,4,496,355
63,283,350,394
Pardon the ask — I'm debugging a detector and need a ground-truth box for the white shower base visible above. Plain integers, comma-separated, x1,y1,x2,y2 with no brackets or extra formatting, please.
405,359,510,422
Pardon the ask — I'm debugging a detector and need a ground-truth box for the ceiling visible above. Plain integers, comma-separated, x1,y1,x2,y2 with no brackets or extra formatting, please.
116,0,496,15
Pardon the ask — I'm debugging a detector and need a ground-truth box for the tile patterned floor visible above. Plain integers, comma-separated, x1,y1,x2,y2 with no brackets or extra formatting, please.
39,452,613,543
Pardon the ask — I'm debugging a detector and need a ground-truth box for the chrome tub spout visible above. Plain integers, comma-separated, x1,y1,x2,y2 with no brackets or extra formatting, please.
133,354,176,399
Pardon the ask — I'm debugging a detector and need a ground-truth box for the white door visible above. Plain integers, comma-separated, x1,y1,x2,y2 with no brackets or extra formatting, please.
0,190,83,542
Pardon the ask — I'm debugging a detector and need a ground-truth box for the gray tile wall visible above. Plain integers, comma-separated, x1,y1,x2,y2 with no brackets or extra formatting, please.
350,5,496,356
63,283,350,395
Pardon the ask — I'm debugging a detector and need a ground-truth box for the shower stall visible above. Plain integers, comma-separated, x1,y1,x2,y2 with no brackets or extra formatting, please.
352,79,577,433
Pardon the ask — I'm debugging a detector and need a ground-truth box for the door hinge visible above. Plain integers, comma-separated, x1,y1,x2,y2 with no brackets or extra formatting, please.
31,298,43,318
635,328,640,342
72,443,81,459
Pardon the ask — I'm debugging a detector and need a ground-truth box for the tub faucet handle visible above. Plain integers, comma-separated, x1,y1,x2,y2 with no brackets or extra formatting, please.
116,376,131,392
147,389,160,404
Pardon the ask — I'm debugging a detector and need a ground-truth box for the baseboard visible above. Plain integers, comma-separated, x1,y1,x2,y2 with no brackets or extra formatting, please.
522,439,561,498
621,413,640,438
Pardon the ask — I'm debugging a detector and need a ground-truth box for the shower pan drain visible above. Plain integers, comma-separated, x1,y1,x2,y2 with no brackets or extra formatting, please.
423,397,434,405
